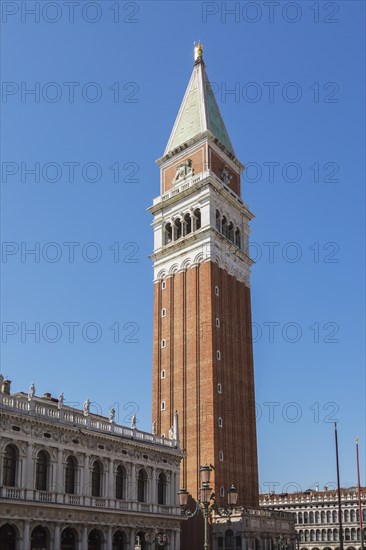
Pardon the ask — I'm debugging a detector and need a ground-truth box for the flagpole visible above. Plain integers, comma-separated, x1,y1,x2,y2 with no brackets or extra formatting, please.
334,422,344,550
356,437,364,550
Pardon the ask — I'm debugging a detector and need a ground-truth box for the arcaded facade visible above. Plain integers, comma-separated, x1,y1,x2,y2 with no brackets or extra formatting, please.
260,489,366,550
0,379,183,550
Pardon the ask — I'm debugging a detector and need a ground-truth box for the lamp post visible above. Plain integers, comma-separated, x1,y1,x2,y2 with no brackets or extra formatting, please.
178,464,238,550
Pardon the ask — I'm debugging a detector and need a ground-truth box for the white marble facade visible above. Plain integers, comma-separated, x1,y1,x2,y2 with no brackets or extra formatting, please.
260,490,366,550
0,379,183,550
149,165,253,286
212,507,296,550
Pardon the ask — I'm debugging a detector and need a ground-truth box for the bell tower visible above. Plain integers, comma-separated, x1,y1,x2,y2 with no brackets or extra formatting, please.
150,44,259,519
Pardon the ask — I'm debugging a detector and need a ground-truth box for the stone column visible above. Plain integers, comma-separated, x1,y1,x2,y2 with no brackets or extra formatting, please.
23,521,30,550
82,526,88,548
130,463,137,509
102,462,107,498
170,472,176,507
18,451,25,490
151,468,157,509
0,450,3,487
173,471,180,512
56,448,63,497
25,443,33,491
76,529,82,550
82,454,90,497
50,457,57,493
107,526,113,550
174,529,180,550
108,458,114,500
53,524,61,550
129,528,135,550
76,460,81,497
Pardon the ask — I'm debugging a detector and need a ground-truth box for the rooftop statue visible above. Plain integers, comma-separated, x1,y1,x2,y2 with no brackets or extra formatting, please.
83,398,91,416
58,392,64,409
28,382,36,401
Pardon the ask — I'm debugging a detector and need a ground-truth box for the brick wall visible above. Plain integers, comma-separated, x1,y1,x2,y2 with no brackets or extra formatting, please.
152,261,258,509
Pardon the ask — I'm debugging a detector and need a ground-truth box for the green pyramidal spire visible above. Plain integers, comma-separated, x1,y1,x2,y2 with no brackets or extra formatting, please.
164,43,235,157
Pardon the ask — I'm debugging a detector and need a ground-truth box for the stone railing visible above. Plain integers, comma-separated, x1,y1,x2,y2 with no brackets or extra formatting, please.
0,486,181,516
0,396,178,450
3,487,21,500
260,491,366,506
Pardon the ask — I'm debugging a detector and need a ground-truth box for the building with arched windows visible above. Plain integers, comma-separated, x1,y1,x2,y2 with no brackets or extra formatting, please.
259,489,366,550
212,507,296,550
0,378,183,550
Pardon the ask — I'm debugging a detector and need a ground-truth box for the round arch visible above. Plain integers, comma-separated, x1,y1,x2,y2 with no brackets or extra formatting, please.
88,529,104,550
136,531,147,550
157,472,167,505
91,460,103,497
0,523,18,550
64,455,77,494
61,527,78,550
35,450,50,491
113,530,127,550
31,525,50,550
137,468,148,503
3,444,19,487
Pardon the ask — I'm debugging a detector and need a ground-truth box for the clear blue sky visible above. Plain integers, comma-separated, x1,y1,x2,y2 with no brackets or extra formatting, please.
1,1,365,493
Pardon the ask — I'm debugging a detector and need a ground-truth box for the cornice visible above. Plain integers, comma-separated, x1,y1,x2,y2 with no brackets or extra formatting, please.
149,171,253,221
156,130,243,171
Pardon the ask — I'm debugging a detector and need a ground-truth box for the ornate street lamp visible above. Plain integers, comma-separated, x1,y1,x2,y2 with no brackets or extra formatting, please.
178,464,238,550
227,484,239,507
